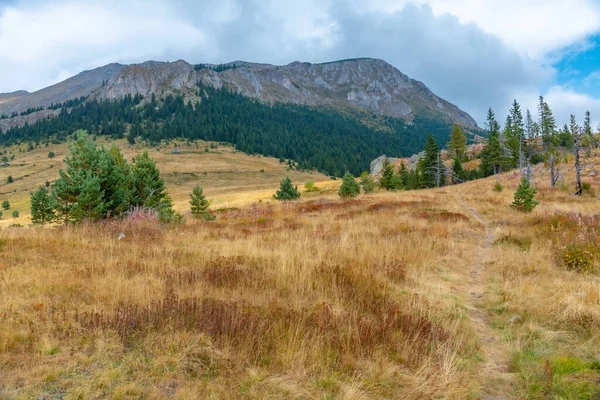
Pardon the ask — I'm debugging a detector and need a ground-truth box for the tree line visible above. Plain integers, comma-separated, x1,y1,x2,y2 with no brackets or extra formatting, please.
479,96,598,195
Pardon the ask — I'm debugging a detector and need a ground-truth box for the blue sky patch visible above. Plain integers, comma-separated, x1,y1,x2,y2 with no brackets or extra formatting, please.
554,34,600,96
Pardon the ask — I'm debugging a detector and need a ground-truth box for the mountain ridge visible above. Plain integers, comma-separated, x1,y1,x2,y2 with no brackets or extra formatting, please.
0,58,477,132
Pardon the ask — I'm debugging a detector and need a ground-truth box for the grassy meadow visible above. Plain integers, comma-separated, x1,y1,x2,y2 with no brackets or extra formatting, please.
0,140,599,399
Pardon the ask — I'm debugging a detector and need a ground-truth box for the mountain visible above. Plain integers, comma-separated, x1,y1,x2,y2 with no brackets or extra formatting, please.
0,58,481,176
0,58,477,129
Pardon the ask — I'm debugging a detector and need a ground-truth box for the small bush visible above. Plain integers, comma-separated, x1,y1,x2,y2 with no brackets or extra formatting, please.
6,176,13,184
201,212,216,221
1,200,9,210
493,182,503,192
48,151,55,158
511,177,539,212
12,210,19,218
359,172,376,193
304,181,320,192
561,244,596,273
158,207,184,224
582,182,594,195
551,356,589,375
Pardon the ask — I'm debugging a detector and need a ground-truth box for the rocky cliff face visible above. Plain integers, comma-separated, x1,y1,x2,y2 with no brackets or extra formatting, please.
95,58,477,126
0,58,478,131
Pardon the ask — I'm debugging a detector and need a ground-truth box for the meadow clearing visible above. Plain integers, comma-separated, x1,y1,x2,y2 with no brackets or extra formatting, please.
0,140,599,399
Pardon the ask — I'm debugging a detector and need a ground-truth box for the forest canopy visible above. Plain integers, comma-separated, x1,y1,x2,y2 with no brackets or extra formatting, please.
1,86,464,176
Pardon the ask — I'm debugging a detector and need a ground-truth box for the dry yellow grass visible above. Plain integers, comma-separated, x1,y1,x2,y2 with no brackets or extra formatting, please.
1,141,599,399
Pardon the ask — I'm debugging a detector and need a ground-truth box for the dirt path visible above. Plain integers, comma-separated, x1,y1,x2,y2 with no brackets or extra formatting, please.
462,202,516,399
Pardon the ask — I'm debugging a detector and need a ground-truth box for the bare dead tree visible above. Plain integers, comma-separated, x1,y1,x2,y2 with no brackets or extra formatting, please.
424,154,446,188
570,114,582,195
549,153,560,188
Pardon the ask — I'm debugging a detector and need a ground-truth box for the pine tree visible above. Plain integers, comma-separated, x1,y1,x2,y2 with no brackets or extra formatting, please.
418,134,444,188
127,127,136,145
583,110,598,149
399,162,409,188
190,184,215,220
30,186,56,225
131,150,172,209
359,172,376,193
448,123,467,160
338,172,361,199
53,131,135,222
511,177,539,212
480,108,511,176
273,177,300,200
538,96,557,148
451,157,465,184
509,99,525,168
379,158,395,190
570,114,583,195
53,131,106,222
501,115,515,168
538,98,559,187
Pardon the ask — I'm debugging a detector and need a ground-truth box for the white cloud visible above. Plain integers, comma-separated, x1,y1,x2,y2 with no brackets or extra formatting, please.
583,71,600,88
544,86,600,128
358,0,600,58
0,0,206,92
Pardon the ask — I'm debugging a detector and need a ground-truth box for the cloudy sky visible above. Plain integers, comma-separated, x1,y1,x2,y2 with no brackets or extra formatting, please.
0,0,599,126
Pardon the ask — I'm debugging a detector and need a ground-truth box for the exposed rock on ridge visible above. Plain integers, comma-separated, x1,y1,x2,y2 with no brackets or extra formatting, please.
0,58,478,131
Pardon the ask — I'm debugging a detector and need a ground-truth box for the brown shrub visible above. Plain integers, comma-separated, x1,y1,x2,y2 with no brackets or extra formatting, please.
413,210,469,222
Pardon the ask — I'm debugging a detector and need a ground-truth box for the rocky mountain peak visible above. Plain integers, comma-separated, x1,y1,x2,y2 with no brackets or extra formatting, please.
0,57,478,132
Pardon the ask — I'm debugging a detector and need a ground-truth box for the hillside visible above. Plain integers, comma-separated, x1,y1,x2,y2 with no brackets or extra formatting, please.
0,59,481,177
1,145,599,398
0,86,471,176
0,138,332,227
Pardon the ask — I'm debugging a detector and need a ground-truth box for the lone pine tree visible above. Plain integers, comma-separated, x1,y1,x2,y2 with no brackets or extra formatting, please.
338,172,361,199
190,185,215,220
511,177,539,212
273,177,301,200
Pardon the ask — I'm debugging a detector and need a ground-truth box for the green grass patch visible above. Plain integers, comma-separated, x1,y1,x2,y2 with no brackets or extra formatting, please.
493,234,532,251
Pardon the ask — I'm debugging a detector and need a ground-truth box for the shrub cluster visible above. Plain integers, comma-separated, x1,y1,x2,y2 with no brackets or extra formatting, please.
30,131,179,224
561,244,598,273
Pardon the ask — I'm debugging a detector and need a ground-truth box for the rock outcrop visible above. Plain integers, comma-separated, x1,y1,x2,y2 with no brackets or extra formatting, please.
370,152,424,176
